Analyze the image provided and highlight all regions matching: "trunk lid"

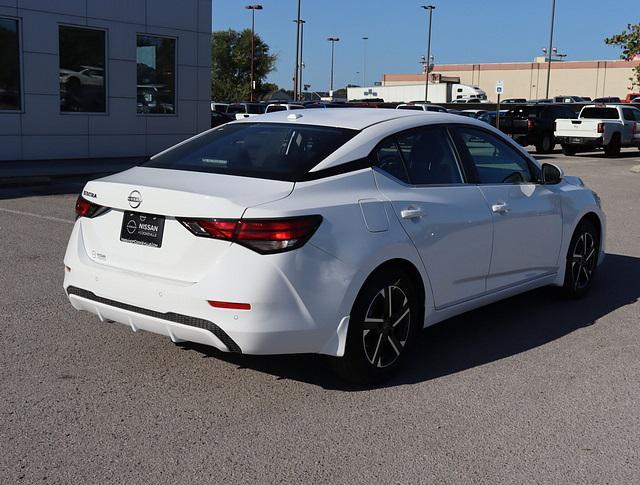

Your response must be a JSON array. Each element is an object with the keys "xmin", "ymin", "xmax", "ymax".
[{"xmin": 78, "ymin": 167, "xmax": 294, "ymax": 282}]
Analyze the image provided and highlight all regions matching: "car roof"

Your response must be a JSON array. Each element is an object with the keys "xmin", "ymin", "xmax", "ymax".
[{"xmin": 232, "ymin": 107, "xmax": 448, "ymax": 130}]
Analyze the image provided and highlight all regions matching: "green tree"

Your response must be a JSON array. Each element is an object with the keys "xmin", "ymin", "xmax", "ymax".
[
  {"xmin": 605, "ymin": 23, "xmax": 640, "ymax": 91},
  {"xmin": 211, "ymin": 29, "xmax": 277, "ymax": 102}
]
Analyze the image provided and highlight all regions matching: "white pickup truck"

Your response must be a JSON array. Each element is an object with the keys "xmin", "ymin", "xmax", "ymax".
[{"xmin": 554, "ymin": 104, "xmax": 640, "ymax": 156}]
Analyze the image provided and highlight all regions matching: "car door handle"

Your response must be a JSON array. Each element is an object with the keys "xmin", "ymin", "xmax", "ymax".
[
  {"xmin": 491, "ymin": 201, "xmax": 511, "ymax": 214},
  {"xmin": 400, "ymin": 207, "xmax": 424, "ymax": 219}
]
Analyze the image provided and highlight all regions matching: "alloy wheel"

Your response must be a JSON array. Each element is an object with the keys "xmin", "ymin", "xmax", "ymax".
[
  {"xmin": 570, "ymin": 232, "xmax": 597, "ymax": 291},
  {"xmin": 362, "ymin": 284, "xmax": 411, "ymax": 368}
]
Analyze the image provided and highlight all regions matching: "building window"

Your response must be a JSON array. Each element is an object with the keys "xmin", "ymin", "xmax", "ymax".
[
  {"xmin": 59, "ymin": 26, "xmax": 106, "ymax": 112},
  {"xmin": 0, "ymin": 17, "xmax": 21, "ymax": 111},
  {"xmin": 136, "ymin": 35, "xmax": 176, "ymax": 114}
]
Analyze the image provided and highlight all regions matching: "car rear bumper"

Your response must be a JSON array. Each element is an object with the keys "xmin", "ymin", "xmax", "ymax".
[
  {"xmin": 556, "ymin": 136, "xmax": 603, "ymax": 147},
  {"xmin": 63, "ymin": 222, "xmax": 354, "ymax": 356}
]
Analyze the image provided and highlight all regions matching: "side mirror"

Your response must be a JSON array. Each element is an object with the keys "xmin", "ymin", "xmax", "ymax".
[{"xmin": 541, "ymin": 163, "xmax": 563, "ymax": 184}]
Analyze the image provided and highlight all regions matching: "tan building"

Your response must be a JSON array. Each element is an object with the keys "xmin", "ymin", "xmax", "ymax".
[{"xmin": 383, "ymin": 58, "xmax": 640, "ymax": 101}]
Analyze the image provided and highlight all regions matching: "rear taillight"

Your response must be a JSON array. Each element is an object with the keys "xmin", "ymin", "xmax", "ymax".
[
  {"xmin": 178, "ymin": 216, "xmax": 323, "ymax": 254},
  {"xmin": 527, "ymin": 118, "xmax": 535, "ymax": 130},
  {"xmin": 633, "ymin": 123, "xmax": 637, "ymax": 135},
  {"xmin": 597, "ymin": 122, "xmax": 605, "ymax": 134},
  {"xmin": 75, "ymin": 195, "xmax": 107, "ymax": 219}
]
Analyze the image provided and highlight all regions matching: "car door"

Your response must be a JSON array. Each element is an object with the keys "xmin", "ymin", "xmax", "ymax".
[
  {"xmin": 373, "ymin": 125, "xmax": 493, "ymax": 309},
  {"xmin": 621, "ymin": 108, "xmax": 640, "ymax": 144},
  {"xmin": 452, "ymin": 125, "xmax": 563, "ymax": 291}
]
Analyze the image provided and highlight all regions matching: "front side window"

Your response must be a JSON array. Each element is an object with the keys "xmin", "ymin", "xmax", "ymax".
[
  {"xmin": 456, "ymin": 127, "xmax": 533, "ymax": 184},
  {"xmin": 395, "ymin": 127, "xmax": 463, "ymax": 185},
  {"xmin": 137, "ymin": 35, "xmax": 176, "ymax": 114},
  {"xmin": 59, "ymin": 26, "xmax": 106, "ymax": 112},
  {"xmin": 622, "ymin": 109, "xmax": 637, "ymax": 121},
  {"xmin": 0, "ymin": 17, "xmax": 21, "ymax": 111},
  {"xmin": 144, "ymin": 123, "xmax": 357, "ymax": 181}
]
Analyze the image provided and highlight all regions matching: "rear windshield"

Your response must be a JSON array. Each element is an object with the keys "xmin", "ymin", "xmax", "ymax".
[
  {"xmin": 143, "ymin": 123, "xmax": 358, "ymax": 181},
  {"xmin": 266, "ymin": 105, "xmax": 287, "ymax": 113},
  {"xmin": 580, "ymin": 107, "xmax": 619, "ymax": 119},
  {"xmin": 507, "ymin": 107, "xmax": 539, "ymax": 119}
]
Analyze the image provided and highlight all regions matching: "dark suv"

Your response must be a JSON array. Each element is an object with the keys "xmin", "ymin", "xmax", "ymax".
[{"xmin": 500, "ymin": 104, "xmax": 577, "ymax": 153}]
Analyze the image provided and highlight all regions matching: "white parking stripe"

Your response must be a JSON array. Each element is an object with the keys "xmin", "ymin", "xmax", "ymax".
[{"xmin": 0, "ymin": 207, "xmax": 74, "ymax": 224}]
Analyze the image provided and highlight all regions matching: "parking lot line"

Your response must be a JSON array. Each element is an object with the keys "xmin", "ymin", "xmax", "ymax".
[{"xmin": 0, "ymin": 206, "xmax": 74, "ymax": 224}]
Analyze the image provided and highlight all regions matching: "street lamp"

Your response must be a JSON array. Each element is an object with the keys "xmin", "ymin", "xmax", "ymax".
[
  {"xmin": 421, "ymin": 5, "xmax": 435, "ymax": 102},
  {"xmin": 327, "ymin": 37, "xmax": 340, "ymax": 94},
  {"xmin": 245, "ymin": 4, "xmax": 263, "ymax": 102},
  {"xmin": 293, "ymin": 19, "xmax": 306, "ymax": 101},
  {"xmin": 545, "ymin": 0, "xmax": 556, "ymax": 99},
  {"xmin": 293, "ymin": 0, "xmax": 302, "ymax": 100},
  {"xmin": 361, "ymin": 37, "xmax": 369, "ymax": 87}
]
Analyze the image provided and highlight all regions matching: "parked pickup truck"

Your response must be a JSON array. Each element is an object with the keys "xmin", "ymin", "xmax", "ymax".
[
  {"xmin": 554, "ymin": 104, "xmax": 640, "ymax": 156},
  {"xmin": 499, "ymin": 104, "xmax": 577, "ymax": 153}
]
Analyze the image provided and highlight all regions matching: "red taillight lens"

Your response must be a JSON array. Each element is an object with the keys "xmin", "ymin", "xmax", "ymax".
[
  {"xmin": 75, "ymin": 195, "xmax": 106, "ymax": 219},
  {"xmin": 527, "ymin": 118, "xmax": 535, "ymax": 130},
  {"xmin": 179, "ymin": 215, "xmax": 322, "ymax": 254},
  {"xmin": 208, "ymin": 300, "xmax": 251, "ymax": 310},
  {"xmin": 597, "ymin": 122, "xmax": 604, "ymax": 134}
]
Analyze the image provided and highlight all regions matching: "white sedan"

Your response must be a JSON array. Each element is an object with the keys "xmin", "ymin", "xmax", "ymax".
[{"xmin": 64, "ymin": 109, "xmax": 605, "ymax": 383}]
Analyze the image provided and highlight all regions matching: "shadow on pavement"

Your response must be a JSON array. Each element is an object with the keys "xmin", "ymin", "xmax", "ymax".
[
  {"xmin": 180, "ymin": 253, "xmax": 640, "ymax": 391},
  {"xmin": 535, "ymin": 151, "xmax": 640, "ymax": 161}
]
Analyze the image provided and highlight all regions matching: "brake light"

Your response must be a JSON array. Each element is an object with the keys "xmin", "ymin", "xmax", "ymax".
[
  {"xmin": 597, "ymin": 122, "xmax": 605, "ymax": 134},
  {"xmin": 179, "ymin": 215, "xmax": 323, "ymax": 254},
  {"xmin": 527, "ymin": 118, "xmax": 535, "ymax": 130},
  {"xmin": 75, "ymin": 195, "xmax": 107, "ymax": 219},
  {"xmin": 633, "ymin": 123, "xmax": 637, "ymax": 135}
]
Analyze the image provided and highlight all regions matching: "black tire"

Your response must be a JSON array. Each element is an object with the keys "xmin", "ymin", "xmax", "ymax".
[
  {"xmin": 536, "ymin": 133, "xmax": 554, "ymax": 154},
  {"xmin": 561, "ymin": 145, "xmax": 577, "ymax": 156},
  {"xmin": 331, "ymin": 267, "xmax": 421, "ymax": 384},
  {"xmin": 604, "ymin": 134, "xmax": 621, "ymax": 157},
  {"xmin": 562, "ymin": 219, "xmax": 599, "ymax": 298}
]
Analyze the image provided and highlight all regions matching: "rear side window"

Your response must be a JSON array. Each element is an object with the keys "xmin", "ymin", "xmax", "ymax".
[
  {"xmin": 374, "ymin": 138, "xmax": 410, "ymax": 183},
  {"xmin": 622, "ymin": 109, "xmax": 637, "ymax": 121},
  {"xmin": 581, "ymin": 107, "xmax": 619, "ymax": 119},
  {"xmin": 144, "ymin": 123, "xmax": 357, "ymax": 181},
  {"xmin": 455, "ymin": 127, "xmax": 533, "ymax": 184},
  {"xmin": 395, "ymin": 127, "xmax": 463, "ymax": 185}
]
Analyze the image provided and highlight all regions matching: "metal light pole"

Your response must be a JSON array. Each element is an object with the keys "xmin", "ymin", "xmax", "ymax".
[
  {"xmin": 422, "ymin": 5, "xmax": 435, "ymax": 102},
  {"xmin": 362, "ymin": 36, "xmax": 369, "ymax": 86},
  {"xmin": 545, "ymin": 0, "xmax": 556, "ymax": 99},
  {"xmin": 293, "ymin": 0, "xmax": 301, "ymax": 100},
  {"xmin": 245, "ymin": 4, "xmax": 263, "ymax": 102},
  {"xmin": 293, "ymin": 19, "xmax": 306, "ymax": 101},
  {"xmin": 327, "ymin": 37, "xmax": 340, "ymax": 94}
]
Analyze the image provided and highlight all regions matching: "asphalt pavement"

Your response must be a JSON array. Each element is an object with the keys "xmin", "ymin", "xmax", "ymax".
[{"xmin": 1, "ymin": 148, "xmax": 639, "ymax": 484}]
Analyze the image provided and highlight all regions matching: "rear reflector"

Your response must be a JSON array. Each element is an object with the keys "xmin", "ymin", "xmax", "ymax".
[
  {"xmin": 208, "ymin": 300, "xmax": 251, "ymax": 310},
  {"xmin": 179, "ymin": 215, "xmax": 322, "ymax": 254}
]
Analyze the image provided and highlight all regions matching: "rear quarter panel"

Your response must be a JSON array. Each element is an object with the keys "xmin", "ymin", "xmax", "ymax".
[{"xmin": 242, "ymin": 169, "xmax": 435, "ymax": 326}]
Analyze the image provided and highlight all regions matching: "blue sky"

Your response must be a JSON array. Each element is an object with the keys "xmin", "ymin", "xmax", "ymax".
[{"xmin": 212, "ymin": 0, "xmax": 633, "ymax": 92}]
